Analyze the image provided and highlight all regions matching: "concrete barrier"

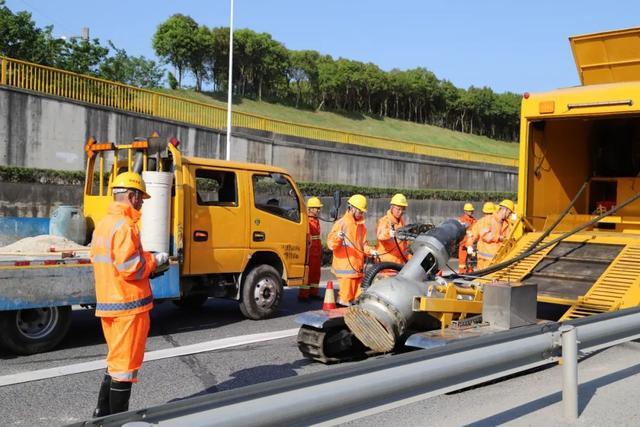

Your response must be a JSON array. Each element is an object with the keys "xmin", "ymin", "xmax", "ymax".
[{"xmin": 0, "ymin": 86, "xmax": 517, "ymax": 193}]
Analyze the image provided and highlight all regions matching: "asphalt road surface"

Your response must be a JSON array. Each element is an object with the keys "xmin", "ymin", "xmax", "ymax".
[{"xmin": 2, "ymin": 268, "xmax": 640, "ymax": 426}]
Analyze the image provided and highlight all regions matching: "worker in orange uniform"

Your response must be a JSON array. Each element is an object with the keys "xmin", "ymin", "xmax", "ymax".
[
  {"xmin": 327, "ymin": 194, "xmax": 377, "ymax": 306},
  {"xmin": 90, "ymin": 172, "xmax": 168, "ymax": 417},
  {"xmin": 376, "ymin": 193, "xmax": 411, "ymax": 266},
  {"xmin": 299, "ymin": 197, "xmax": 324, "ymax": 302},
  {"xmin": 465, "ymin": 199, "xmax": 514, "ymax": 270},
  {"xmin": 457, "ymin": 203, "xmax": 476, "ymax": 273}
]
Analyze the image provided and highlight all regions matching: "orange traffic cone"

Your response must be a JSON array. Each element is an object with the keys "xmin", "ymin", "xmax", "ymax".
[{"xmin": 322, "ymin": 280, "xmax": 337, "ymax": 311}]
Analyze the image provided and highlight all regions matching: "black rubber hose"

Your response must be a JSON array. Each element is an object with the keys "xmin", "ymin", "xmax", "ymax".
[{"xmin": 362, "ymin": 262, "xmax": 404, "ymax": 289}]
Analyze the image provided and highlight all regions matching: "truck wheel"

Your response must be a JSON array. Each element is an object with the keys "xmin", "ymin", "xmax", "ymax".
[
  {"xmin": 172, "ymin": 294, "xmax": 209, "ymax": 309},
  {"xmin": 0, "ymin": 306, "xmax": 72, "ymax": 355},
  {"xmin": 239, "ymin": 265, "xmax": 283, "ymax": 320}
]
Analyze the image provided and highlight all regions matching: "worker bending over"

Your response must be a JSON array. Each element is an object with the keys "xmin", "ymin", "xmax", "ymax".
[
  {"xmin": 466, "ymin": 199, "xmax": 514, "ymax": 270},
  {"xmin": 457, "ymin": 203, "xmax": 476, "ymax": 273},
  {"xmin": 299, "ymin": 197, "xmax": 324, "ymax": 302},
  {"xmin": 327, "ymin": 194, "xmax": 377, "ymax": 306},
  {"xmin": 90, "ymin": 172, "xmax": 168, "ymax": 416},
  {"xmin": 376, "ymin": 193, "xmax": 411, "ymax": 266}
]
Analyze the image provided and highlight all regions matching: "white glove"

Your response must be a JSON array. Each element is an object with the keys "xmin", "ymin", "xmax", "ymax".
[
  {"xmin": 370, "ymin": 250, "xmax": 379, "ymax": 257},
  {"xmin": 154, "ymin": 252, "xmax": 169, "ymax": 266},
  {"xmin": 337, "ymin": 231, "xmax": 346, "ymax": 240},
  {"xmin": 466, "ymin": 246, "xmax": 475, "ymax": 256},
  {"xmin": 389, "ymin": 228, "xmax": 396, "ymax": 238}
]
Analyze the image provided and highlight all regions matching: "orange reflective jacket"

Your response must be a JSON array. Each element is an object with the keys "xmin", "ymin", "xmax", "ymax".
[
  {"xmin": 466, "ymin": 212, "xmax": 508, "ymax": 263},
  {"xmin": 327, "ymin": 212, "xmax": 372, "ymax": 278},
  {"xmin": 90, "ymin": 201, "xmax": 157, "ymax": 317},
  {"xmin": 376, "ymin": 210, "xmax": 409, "ymax": 264}
]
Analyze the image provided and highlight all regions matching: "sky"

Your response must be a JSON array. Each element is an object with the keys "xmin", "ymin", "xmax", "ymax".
[{"xmin": 5, "ymin": 0, "xmax": 640, "ymax": 93}]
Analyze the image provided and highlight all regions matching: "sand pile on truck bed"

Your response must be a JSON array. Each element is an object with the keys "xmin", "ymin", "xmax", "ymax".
[{"xmin": 0, "ymin": 235, "xmax": 89, "ymax": 254}]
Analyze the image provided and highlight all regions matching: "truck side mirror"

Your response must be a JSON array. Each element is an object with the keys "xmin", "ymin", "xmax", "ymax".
[{"xmin": 331, "ymin": 190, "xmax": 341, "ymax": 220}]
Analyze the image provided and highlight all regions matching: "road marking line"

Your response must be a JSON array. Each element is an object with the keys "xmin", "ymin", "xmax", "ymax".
[{"xmin": 0, "ymin": 328, "xmax": 299, "ymax": 387}]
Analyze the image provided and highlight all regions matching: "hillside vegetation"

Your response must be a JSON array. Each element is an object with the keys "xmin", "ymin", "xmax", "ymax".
[{"xmin": 159, "ymin": 89, "xmax": 520, "ymax": 158}]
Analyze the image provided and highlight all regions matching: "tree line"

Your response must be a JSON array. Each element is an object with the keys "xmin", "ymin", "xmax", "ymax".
[
  {"xmin": 0, "ymin": 1, "xmax": 163, "ymax": 87},
  {"xmin": 0, "ymin": 2, "xmax": 521, "ymax": 142}
]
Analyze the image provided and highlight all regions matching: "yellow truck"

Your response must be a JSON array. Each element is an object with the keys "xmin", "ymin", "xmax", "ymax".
[
  {"xmin": 0, "ymin": 135, "xmax": 311, "ymax": 354},
  {"xmin": 481, "ymin": 26, "xmax": 640, "ymax": 320}
]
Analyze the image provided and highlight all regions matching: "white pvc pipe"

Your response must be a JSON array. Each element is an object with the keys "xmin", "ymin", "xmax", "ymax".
[{"xmin": 140, "ymin": 171, "xmax": 173, "ymax": 253}]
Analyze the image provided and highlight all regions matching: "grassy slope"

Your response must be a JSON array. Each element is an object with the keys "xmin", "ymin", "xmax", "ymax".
[{"xmin": 157, "ymin": 89, "xmax": 520, "ymax": 158}]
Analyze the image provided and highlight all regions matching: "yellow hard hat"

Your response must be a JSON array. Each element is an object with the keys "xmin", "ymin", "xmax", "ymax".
[
  {"xmin": 499, "ymin": 199, "xmax": 515, "ymax": 212},
  {"xmin": 463, "ymin": 203, "xmax": 474, "ymax": 212},
  {"xmin": 112, "ymin": 172, "xmax": 150, "ymax": 199},
  {"xmin": 348, "ymin": 194, "xmax": 367, "ymax": 212},
  {"xmin": 307, "ymin": 197, "xmax": 323, "ymax": 208},
  {"xmin": 482, "ymin": 202, "xmax": 496, "ymax": 214},
  {"xmin": 390, "ymin": 193, "xmax": 408, "ymax": 207}
]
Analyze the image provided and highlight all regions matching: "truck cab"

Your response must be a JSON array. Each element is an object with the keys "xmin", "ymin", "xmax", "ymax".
[{"xmin": 83, "ymin": 136, "xmax": 308, "ymax": 319}]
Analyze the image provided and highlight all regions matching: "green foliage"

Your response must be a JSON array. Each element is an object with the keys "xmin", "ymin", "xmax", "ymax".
[
  {"xmin": 0, "ymin": 165, "xmax": 85, "ymax": 185},
  {"xmin": 99, "ymin": 42, "xmax": 163, "ymax": 88},
  {"xmin": 149, "ymin": 13, "xmax": 520, "ymax": 142},
  {"xmin": 0, "ymin": 1, "xmax": 62, "ymax": 65},
  {"xmin": 167, "ymin": 71, "xmax": 178, "ymax": 90},
  {"xmin": 152, "ymin": 14, "xmax": 200, "ymax": 87},
  {"xmin": 0, "ymin": 166, "xmax": 514, "ymax": 202},
  {"xmin": 55, "ymin": 38, "xmax": 109, "ymax": 76}
]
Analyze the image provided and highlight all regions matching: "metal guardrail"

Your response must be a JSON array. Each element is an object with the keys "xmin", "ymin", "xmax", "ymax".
[
  {"xmin": 0, "ymin": 56, "xmax": 518, "ymax": 168},
  {"xmin": 74, "ymin": 306, "xmax": 640, "ymax": 426}
]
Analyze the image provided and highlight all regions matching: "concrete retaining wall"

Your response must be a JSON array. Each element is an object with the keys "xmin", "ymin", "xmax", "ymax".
[{"xmin": 0, "ymin": 86, "xmax": 517, "ymax": 192}]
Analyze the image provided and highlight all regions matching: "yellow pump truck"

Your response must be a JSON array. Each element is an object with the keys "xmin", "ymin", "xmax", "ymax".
[
  {"xmin": 0, "ymin": 135, "xmax": 310, "ymax": 354},
  {"xmin": 297, "ymin": 26, "xmax": 640, "ymax": 362}
]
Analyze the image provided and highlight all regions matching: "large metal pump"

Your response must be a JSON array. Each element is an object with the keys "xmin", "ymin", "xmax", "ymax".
[
  {"xmin": 296, "ymin": 219, "xmax": 469, "ymax": 363},
  {"xmin": 344, "ymin": 219, "xmax": 465, "ymax": 352}
]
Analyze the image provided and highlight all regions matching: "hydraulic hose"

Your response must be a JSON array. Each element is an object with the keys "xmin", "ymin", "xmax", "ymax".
[
  {"xmin": 361, "ymin": 262, "xmax": 404, "ymax": 289},
  {"xmin": 459, "ymin": 189, "xmax": 640, "ymax": 279}
]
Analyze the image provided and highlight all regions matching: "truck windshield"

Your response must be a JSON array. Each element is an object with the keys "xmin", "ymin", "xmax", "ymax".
[{"xmin": 252, "ymin": 174, "xmax": 300, "ymax": 222}]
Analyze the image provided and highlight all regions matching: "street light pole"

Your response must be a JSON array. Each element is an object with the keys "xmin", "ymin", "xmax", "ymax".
[{"xmin": 225, "ymin": 0, "xmax": 234, "ymax": 161}]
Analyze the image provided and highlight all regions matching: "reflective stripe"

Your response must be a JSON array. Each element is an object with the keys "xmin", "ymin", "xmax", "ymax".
[
  {"xmin": 477, "ymin": 251, "xmax": 494, "ymax": 259},
  {"xmin": 106, "ymin": 219, "xmax": 126, "ymax": 250},
  {"xmin": 133, "ymin": 255, "xmax": 147, "ymax": 281},
  {"xmin": 93, "ymin": 255, "xmax": 113, "ymax": 264},
  {"xmin": 96, "ymin": 295, "xmax": 153, "ymax": 312},
  {"xmin": 109, "ymin": 369, "xmax": 139, "ymax": 381},
  {"xmin": 116, "ymin": 253, "xmax": 141, "ymax": 272},
  {"xmin": 334, "ymin": 268, "xmax": 357, "ymax": 275},
  {"xmin": 310, "ymin": 236, "xmax": 321, "ymax": 240}
]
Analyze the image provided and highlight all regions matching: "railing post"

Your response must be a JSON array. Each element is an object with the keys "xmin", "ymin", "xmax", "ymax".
[
  {"xmin": 560, "ymin": 325, "xmax": 579, "ymax": 420},
  {"xmin": 152, "ymin": 93, "xmax": 159, "ymax": 116},
  {"xmin": 1, "ymin": 57, "xmax": 6, "ymax": 85}
]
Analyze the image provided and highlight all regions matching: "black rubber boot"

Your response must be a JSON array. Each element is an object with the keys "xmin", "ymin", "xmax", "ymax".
[
  {"xmin": 109, "ymin": 380, "xmax": 133, "ymax": 414},
  {"xmin": 92, "ymin": 374, "xmax": 111, "ymax": 418}
]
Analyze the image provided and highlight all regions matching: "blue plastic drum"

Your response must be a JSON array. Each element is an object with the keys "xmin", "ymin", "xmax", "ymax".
[{"xmin": 49, "ymin": 205, "xmax": 87, "ymax": 245}]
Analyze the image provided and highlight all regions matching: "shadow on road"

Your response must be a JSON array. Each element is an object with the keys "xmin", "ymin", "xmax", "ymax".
[
  {"xmin": 466, "ymin": 362, "xmax": 640, "ymax": 426},
  {"xmin": 168, "ymin": 358, "xmax": 313, "ymax": 402}
]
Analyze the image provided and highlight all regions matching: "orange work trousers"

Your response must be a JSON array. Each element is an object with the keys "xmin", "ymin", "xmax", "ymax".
[
  {"xmin": 337, "ymin": 277, "xmax": 362, "ymax": 305},
  {"xmin": 101, "ymin": 312, "xmax": 150, "ymax": 383}
]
